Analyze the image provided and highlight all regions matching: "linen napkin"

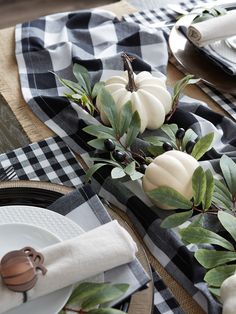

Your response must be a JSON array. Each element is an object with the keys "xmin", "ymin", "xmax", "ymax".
[
  {"xmin": 187, "ymin": 10, "xmax": 236, "ymax": 47},
  {"xmin": 0, "ymin": 220, "xmax": 137, "ymax": 313}
]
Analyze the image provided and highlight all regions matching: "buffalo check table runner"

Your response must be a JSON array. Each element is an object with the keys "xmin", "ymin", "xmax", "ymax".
[
  {"xmin": 14, "ymin": 2, "xmax": 236, "ymax": 313},
  {"xmin": 0, "ymin": 136, "xmax": 183, "ymax": 314}
]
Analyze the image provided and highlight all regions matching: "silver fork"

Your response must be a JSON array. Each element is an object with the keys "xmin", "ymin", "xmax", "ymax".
[{"xmin": 0, "ymin": 166, "xmax": 16, "ymax": 181}]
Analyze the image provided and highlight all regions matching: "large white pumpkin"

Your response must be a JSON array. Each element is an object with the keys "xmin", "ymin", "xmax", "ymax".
[
  {"xmin": 142, "ymin": 150, "xmax": 199, "ymax": 209},
  {"xmin": 220, "ymin": 273, "xmax": 236, "ymax": 314},
  {"xmin": 97, "ymin": 54, "xmax": 172, "ymax": 133}
]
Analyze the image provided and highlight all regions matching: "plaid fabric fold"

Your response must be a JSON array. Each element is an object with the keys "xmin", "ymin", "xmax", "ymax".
[{"xmin": 14, "ymin": 4, "xmax": 236, "ymax": 313}]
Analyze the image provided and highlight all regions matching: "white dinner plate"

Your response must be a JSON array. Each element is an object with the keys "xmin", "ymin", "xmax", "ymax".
[{"xmin": 0, "ymin": 205, "xmax": 103, "ymax": 314}]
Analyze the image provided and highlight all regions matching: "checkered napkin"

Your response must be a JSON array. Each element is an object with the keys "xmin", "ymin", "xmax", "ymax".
[
  {"xmin": 0, "ymin": 136, "xmax": 183, "ymax": 313},
  {"xmin": 123, "ymin": 0, "xmax": 236, "ymax": 120},
  {"xmin": 14, "ymin": 6, "xmax": 236, "ymax": 314}
]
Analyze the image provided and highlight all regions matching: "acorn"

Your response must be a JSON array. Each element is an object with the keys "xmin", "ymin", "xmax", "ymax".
[
  {"xmin": 0, "ymin": 247, "xmax": 47, "ymax": 293},
  {"xmin": 112, "ymin": 150, "xmax": 126, "ymax": 162},
  {"xmin": 104, "ymin": 139, "xmax": 115, "ymax": 152},
  {"xmin": 162, "ymin": 142, "xmax": 173, "ymax": 152},
  {"xmin": 186, "ymin": 140, "xmax": 196, "ymax": 154}
]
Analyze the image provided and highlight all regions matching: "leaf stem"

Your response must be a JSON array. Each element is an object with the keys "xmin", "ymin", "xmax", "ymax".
[{"xmin": 121, "ymin": 53, "xmax": 137, "ymax": 92}]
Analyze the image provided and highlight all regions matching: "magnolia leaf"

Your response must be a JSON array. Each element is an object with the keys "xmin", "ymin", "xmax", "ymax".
[
  {"xmin": 204, "ymin": 265, "xmax": 236, "ymax": 287},
  {"xmin": 111, "ymin": 167, "xmax": 126, "ymax": 179},
  {"xmin": 92, "ymin": 81, "xmax": 105, "ymax": 99},
  {"xmin": 125, "ymin": 111, "xmax": 141, "ymax": 148},
  {"xmin": 83, "ymin": 125, "xmax": 115, "ymax": 138},
  {"xmin": 189, "ymin": 213, "xmax": 204, "ymax": 227},
  {"xmin": 117, "ymin": 101, "xmax": 133, "ymax": 138},
  {"xmin": 191, "ymin": 133, "xmax": 214, "ymax": 160},
  {"xmin": 218, "ymin": 211, "xmax": 236, "ymax": 243},
  {"xmin": 147, "ymin": 145, "xmax": 165, "ymax": 157},
  {"xmin": 124, "ymin": 161, "xmax": 136, "ymax": 176},
  {"xmin": 161, "ymin": 209, "xmax": 193, "ymax": 228},
  {"xmin": 85, "ymin": 163, "xmax": 107, "ymax": 183},
  {"xmin": 192, "ymin": 166, "xmax": 206, "ymax": 206},
  {"xmin": 98, "ymin": 88, "xmax": 119, "ymax": 134},
  {"xmin": 88, "ymin": 309, "xmax": 126, "ymax": 314},
  {"xmin": 195, "ymin": 249, "xmax": 236, "ymax": 269},
  {"xmin": 182, "ymin": 129, "xmax": 198, "ymax": 151},
  {"xmin": 161, "ymin": 124, "xmax": 178, "ymax": 142},
  {"xmin": 67, "ymin": 282, "xmax": 111, "ymax": 305},
  {"xmin": 220, "ymin": 155, "xmax": 236, "ymax": 197},
  {"xmin": 73, "ymin": 63, "xmax": 91, "ymax": 94},
  {"xmin": 87, "ymin": 139, "xmax": 106, "ymax": 150},
  {"xmin": 130, "ymin": 171, "xmax": 143, "ymax": 181},
  {"xmin": 180, "ymin": 227, "xmax": 234, "ymax": 251},
  {"xmin": 147, "ymin": 186, "xmax": 193, "ymax": 209},
  {"xmin": 82, "ymin": 284, "xmax": 129, "ymax": 310},
  {"xmin": 202, "ymin": 169, "xmax": 214, "ymax": 210}
]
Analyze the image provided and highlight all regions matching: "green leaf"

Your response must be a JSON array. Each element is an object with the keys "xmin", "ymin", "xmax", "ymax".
[
  {"xmin": 161, "ymin": 209, "xmax": 193, "ymax": 228},
  {"xmin": 192, "ymin": 166, "xmax": 206, "ymax": 206},
  {"xmin": 117, "ymin": 101, "xmax": 133, "ymax": 138},
  {"xmin": 83, "ymin": 124, "xmax": 116, "ymax": 138},
  {"xmin": 91, "ymin": 158, "xmax": 120, "ymax": 167},
  {"xmin": 88, "ymin": 309, "xmax": 126, "ymax": 314},
  {"xmin": 147, "ymin": 145, "xmax": 165, "ymax": 157},
  {"xmin": 208, "ymin": 286, "xmax": 220, "ymax": 298},
  {"xmin": 212, "ymin": 179, "xmax": 232, "ymax": 210},
  {"xmin": 204, "ymin": 265, "xmax": 236, "ymax": 287},
  {"xmin": 125, "ymin": 111, "xmax": 141, "ymax": 148},
  {"xmin": 161, "ymin": 124, "xmax": 178, "ymax": 142},
  {"xmin": 146, "ymin": 186, "xmax": 193, "ymax": 209},
  {"xmin": 67, "ymin": 282, "xmax": 110, "ymax": 305},
  {"xmin": 195, "ymin": 249, "xmax": 236, "ymax": 269},
  {"xmin": 59, "ymin": 78, "xmax": 84, "ymax": 94},
  {"xmin": 73, "ymin": 63, "xmax": 91, "ymax": 94},
  {"xmin": 172, "ymin": 75, "xmax": 200, "ymax": 105},
  {"xmin": 124, "ymin": 161, "xmax": 136, "ymax": 176},
  {"xmin": 182, "ymin": 129, "xmax": 198, "ymax": 151},
  {"xmin": 191, "ymin": 132, "xmax": 214, "ymax": 160},
  {"xmin": 98, "ymin": 88, "xmax": 118, "ymax": 134},
  {"xmin": 111, "ymin": 167, "xmax": 126, "ymax": 179},
  {"xmin": 82, "ymin": 284, "xmax": 129, "ymax": 310},
  {"xmin": 220, "ymin": 155, "xmax": 236, "ymax": 197},
  {"xmin": 85, "ymin": 163, "xmax": 107, "ymax": 183},
  {"xmin": 202, "ymin": 169, "xmax": 214, "ymax": 210},
  {"xmin": 92, "ymin": 81, "xmax": 105, "ymax": 99},
  {"xmin": 180, "ymin": 227, "xmax": 234, "ymax": 251},
  {"xmin": 87, "ymin": 139, "xmax": 106, "ymax": 150},
  {"xmin": 130, "ymin": 170, "xmax": 143, "ymax": 181},
  {"xmin": 218, "ymin": 211, "xmax": 236, "ymax": 243},
  {"xmin": 144, "ymin": 136, "xmax": 164, "ymax": 146},
  {"xmin": 189, "ymin": 213, "xmax": 204, "ymax": 227}
]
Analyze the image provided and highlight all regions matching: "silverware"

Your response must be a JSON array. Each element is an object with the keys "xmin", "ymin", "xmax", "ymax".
[{"xmin": 0, "ymin": 166, "xmax": 16, "ymax": 181}]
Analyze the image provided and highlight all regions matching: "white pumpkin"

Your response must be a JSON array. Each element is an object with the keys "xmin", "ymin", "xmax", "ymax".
[
  {"xmin": 142, "ymin": 150, "xmax": 199, "ymax": 209},
  {"xmin": 97, "ymin": 54, "xmax": 172, "ymax": 133},
  {"xmin": 220, "ymin": 273, "xmax": 236, "ymax": 314}
]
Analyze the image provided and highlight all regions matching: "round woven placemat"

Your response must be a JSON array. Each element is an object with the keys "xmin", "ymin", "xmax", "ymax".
[{"xmin": 0, "ymin": 180, "xmax": 153, "ymax": 314}]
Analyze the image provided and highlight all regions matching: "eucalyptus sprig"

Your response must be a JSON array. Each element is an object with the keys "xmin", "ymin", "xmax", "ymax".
[
  {"xmin": 54, "ymin": 64, "xmax": 104, "ymax": 115},
  {"xmin": 180, "ymin": 211, "xmax": 236, "ymax": 298},
  {"xmin": 60, "ymin": 282, "xmax": 129, "ymax": 314}
]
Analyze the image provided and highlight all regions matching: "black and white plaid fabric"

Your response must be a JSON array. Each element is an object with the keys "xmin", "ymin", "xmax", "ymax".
[
  {"xmin": 15, "ymin": 3, "xmax": 236, "ymax": 313},
  {"xmin": 0, "ymin": 135, "xmax": 182, "ymax": 314}
]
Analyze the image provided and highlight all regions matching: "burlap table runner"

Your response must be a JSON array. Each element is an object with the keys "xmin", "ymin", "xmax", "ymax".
[{"xmin": 0, "ymin": 1, "xmax": 225, "ymax": 312}]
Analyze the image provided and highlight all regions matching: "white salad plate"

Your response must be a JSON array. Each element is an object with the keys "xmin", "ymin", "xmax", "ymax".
[{"xmin": 0, "ymin": 205, "xmax": 103, "ymax": 314}]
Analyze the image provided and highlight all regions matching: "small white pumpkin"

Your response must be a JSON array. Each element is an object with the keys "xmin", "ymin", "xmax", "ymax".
[
  {"xmin": 97, "ymin": 54, "xmax": 172, "ymax": 133},
  {"xmin": 142, "ymin": 150, "xmax": 199, "ymax": 209},
  {"xmin": 220, "ymin": 273, "xmax": 236, "ymax": 314}
]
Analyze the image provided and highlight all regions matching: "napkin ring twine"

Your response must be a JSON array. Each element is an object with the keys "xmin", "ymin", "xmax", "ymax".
[{"xmin": 0, "ymin": 247, "xmax": 47, "ymax": 303}]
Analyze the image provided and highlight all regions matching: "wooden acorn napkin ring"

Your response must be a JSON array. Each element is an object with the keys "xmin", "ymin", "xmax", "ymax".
[{"xmin": 0, "ymin": 247, "xmax": 47, "ymax": 303}]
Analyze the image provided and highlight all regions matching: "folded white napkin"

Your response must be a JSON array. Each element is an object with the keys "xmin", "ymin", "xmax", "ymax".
[
  {"xmin": 0, "ymin": 220, "xmax": 137, "ymax": 313},
  {"xmin": 187, "ymin": 10, "xmax": 236, "ymax": 47}
]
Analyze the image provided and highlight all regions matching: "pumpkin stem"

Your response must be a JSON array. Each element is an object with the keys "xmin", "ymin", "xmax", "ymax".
[{"xmin": 121, "ymin": 53, "xmax": 137, "ymax": 92}]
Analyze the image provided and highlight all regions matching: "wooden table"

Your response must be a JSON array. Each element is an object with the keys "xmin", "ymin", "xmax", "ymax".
[{"xmin": 0, "ymin": 1, "xmax": 227, "ymax": 313}]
